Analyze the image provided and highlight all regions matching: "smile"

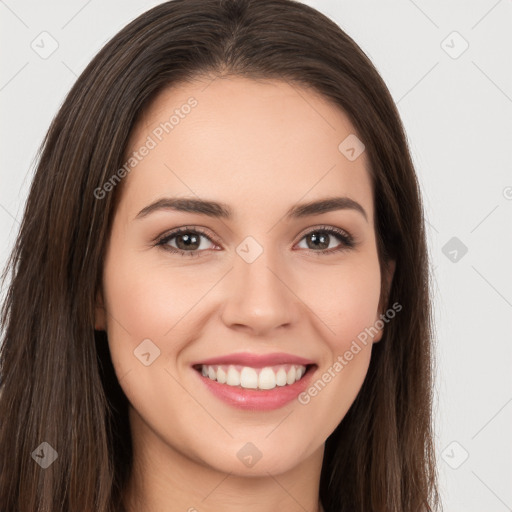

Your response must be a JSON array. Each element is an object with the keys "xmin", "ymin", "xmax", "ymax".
[
  {"xmin": 194, "ymin": 363, "xmax": 310, "ymax": 390},
  {"xmin": 192, "ymin": 363, "xmax": 317, "ymax": 411}
]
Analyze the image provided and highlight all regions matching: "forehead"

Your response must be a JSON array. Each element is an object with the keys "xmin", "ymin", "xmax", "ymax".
[{"xmin": 120, "ymin": 76, "xmax": 373, "ymax": 223}]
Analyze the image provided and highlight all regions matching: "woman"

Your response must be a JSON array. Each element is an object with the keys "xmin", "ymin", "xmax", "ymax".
[{"xmin": 0, "ymin": 0, "xmax": 441, "ymax": 510}]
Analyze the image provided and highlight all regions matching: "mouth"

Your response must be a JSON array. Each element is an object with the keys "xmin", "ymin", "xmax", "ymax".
[
  {"xmin": 192, "ymin": 362, "xmax": 317, "ymax": 391},
  {"xmin": 190, "ymin": 351, "xmax": 318, "ymax": 410}
]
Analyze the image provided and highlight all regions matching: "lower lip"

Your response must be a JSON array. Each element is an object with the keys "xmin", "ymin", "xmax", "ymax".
[{"xmin": 193, "ymin": 365, "xmax": 317, "ymax": 411}]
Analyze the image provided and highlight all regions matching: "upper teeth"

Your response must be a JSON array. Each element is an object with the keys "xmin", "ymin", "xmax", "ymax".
[{"xmin": 200, "ymin": 364, "xmax": 307, "ymax": 390}]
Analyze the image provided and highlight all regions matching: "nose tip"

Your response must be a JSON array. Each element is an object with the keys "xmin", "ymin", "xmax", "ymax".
[{"xmin": 219, "ymin": 255, "xmax": 299, "ymax": 335}]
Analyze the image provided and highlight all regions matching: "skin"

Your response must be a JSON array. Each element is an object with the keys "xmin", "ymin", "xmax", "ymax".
[{"xmin": 95, "ymin": 76, "xmax": 395, "ymax": 512}]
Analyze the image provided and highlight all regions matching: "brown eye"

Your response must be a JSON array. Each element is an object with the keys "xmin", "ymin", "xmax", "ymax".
[
  {"xmin": 156, "ymin": 227, "xmax": 217, "ymax": 257},
  {"xmin": 296, "ymin": 226, "xmax": 355, "ymax": 254},
  {"xmin": 155, "ymin": 225, "xmax": 355, "ymax": 258}
]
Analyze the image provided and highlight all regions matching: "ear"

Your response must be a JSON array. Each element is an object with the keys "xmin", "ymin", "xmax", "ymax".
[
  {"xmin": 94, "ymin": 288, "xmax": 107, "ymax": 331},
  {"xmin": 373, "ymin": 259, "xmax": 396, "ymax": 343}
]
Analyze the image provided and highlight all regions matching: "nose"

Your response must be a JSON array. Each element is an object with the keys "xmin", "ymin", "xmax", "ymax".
[{"xmin": 219, "ymin": 247, "xmax": 301, "ymax": 336}]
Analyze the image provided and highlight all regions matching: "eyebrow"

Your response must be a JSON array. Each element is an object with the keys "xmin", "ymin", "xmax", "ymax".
[{"xmin": 135, "ymin": 196, "xmax": 368, "ymax": 222}]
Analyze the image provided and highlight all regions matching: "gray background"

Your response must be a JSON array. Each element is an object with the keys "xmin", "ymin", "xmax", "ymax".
[{"xmin": 1, "ymin": 0, "xmax": 511, "ymax": 510}]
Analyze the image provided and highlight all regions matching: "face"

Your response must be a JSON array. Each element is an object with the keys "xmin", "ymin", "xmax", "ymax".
[{"xmin": 96, "ymin": 76, "xmax": 394, "ymax": 477}]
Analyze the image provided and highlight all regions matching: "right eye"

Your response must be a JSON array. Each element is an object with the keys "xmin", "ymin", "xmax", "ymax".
[{"xmin": 155, "ymin": 226, "xmax": 220, "ymax": 257}]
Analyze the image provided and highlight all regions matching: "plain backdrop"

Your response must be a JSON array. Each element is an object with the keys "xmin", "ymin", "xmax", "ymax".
[{"xmin": 1, "ymin": 1, "xmax": 511, "ymax": 510}]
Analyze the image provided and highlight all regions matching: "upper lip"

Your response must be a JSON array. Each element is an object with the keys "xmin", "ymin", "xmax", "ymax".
[{"xmin": 192, "ymin": 352, "xmax": 316, "ymax": 368}]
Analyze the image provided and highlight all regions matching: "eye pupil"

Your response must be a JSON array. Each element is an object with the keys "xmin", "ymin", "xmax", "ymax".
[
  {"xmin": 308, "ymin": 232, "xmax": 329, "ymax": 250},
  {"xmin": 176, "ymin": 233, "xmax": 200, "ymax": 250}
]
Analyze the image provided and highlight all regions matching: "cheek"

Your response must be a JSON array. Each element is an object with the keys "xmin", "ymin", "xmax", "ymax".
[
  {"xmin": 298, "ymin": 254, "xmax": 382, "ymax": 347},
  {"xmin": 290, "ymin": 256, "xmax": 381, "ymax": 446},
  {"xmin": 103, "ymin": 250, "xmax": 200, "ymax": 339},
  {"xmin": 101, "ymin": 246, "xmax": 182, "ymax": 379}
]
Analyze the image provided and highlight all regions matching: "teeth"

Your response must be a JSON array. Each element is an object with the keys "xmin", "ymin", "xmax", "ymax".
[
  {"xmin": 286, "ymin": 365, "xmax": 296, "ymax": 385},
  {"xmin": 199, "ymin": 364, "xmax": 308, "ymax": 390},
  {"xmin": 276, "ymin": 367, "xmax": 287, "ymax": 386},
  {"xmin": 226, "ymin": 366, "xmax": 240, "ymax": 386},
  {"xmin": 240, "ymin": 367, "xmax": 258, "ymax": 389},
  {"xmin": 258, "ymin": 367, "xmax": 276, "ymax": 390},
  {"xmin": 216, "ymin": 366, "xmax": 227, "ymax": 384}
]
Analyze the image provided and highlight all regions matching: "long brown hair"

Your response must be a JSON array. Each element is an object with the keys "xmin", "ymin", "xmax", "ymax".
[{"xmin": 0, "ymin": 0, "xmax": 441, "ymax": 510}]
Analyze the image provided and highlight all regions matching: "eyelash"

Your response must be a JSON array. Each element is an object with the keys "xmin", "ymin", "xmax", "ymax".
[{"xmin": 154, "ymin": 225, "xmax": 356, "ymax": 258}]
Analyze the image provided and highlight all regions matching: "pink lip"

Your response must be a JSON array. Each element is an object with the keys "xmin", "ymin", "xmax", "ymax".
[
  {"xmin": 193, "ymin": 364, "xmax": 317, "ymax": 411},
  {"xmin": 191, "ymin": 351, "xmax": 316, "ymax": 368}
]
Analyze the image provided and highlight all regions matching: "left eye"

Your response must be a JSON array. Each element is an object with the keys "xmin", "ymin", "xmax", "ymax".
[
  {"xmin": 155, "ymin": 226, "xmax": 355, "ymax": 257},
  {"xmin": 296, "ymin": 227, "xmax": 354, "ymax": 253}
]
